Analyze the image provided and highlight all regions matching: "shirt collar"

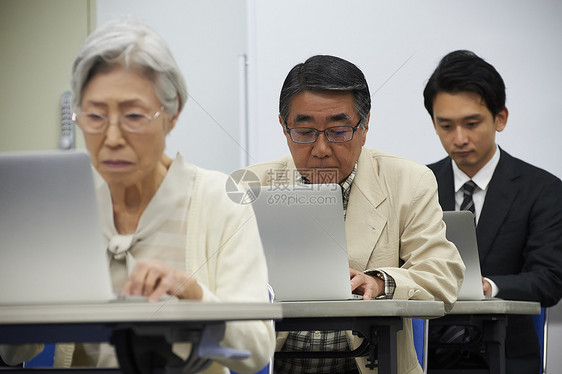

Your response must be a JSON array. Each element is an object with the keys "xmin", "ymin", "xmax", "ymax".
[
  {"xmin": 452, "ymin": 144, "xmax": 501, "ymax": 192},
  {"xmin": 339, "ymin": 162, "xmax": 357, "ymax": 207}
]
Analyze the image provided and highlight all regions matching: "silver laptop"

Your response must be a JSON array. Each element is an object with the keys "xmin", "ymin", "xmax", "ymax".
[
  {"xmin": 442, "ymin": 211, "xmax": 488, "ymax": 301},
  {"xmin": 251, "ymin": 184, "xmax": 361, "ymax": 301},
  {"xmin": 0, "ymin": 151, "xmax": 114, "ymax": 304}
]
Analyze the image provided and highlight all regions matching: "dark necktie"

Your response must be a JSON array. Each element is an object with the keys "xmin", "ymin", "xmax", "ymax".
[{"xmin": 460, "ymin": 180, "xmax": 476, "ymax": 215}]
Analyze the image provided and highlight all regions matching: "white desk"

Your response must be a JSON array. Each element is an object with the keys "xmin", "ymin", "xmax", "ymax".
[
  {"xmin": 275, "ymin": 299, "xmax": 445, "ymax": 374},
  {"xmin": 448, "ymin": 299, "xmax": 540, "ymax": 315},
  {"xmin": 0, "ymin": 301, "xmax": 282, "ymax": 374},
  {"xmin": 428, "ymin": 299, "xmax": 541, "ymax": 374}
]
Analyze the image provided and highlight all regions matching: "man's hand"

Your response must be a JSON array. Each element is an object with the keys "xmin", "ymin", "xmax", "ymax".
[
  {"xmin": 350, "ymin": 268, "xmax": 384, "ymax": 300},
  {"xmin": 482, "ymin": 276, "xmax": 493, "ymax": 297},
  {"xmin": 121, "ymin": 259, "xmax": 203, "ymax": 302}
]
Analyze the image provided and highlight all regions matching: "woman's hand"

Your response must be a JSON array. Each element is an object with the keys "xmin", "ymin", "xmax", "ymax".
[
  {"xmin": 121, "ymin": 259, "xmax": 203, "ymax": 302},
  {"xmin": 350, "ymin": 268, "xmax": 384, "ymax": 300}
]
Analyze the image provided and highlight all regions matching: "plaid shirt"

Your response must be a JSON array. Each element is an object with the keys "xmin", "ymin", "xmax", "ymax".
[
  {"xmin": 275, "ymin": 330, "xmax": 358, "ymax": 374},
  {"xmin": 276, "ymin": 164, "xmax": 395, "ymax": 374}
]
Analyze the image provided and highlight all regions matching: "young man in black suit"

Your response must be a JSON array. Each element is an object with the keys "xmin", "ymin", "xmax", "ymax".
[{"xmin": 424, "ymin": 50, "xmax": 562, "ymax": 373}]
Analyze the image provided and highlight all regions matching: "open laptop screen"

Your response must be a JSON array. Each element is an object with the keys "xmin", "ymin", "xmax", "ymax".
[{"xmin": 0, "ymin": 151, "xmax": 113, "ymax": 304}]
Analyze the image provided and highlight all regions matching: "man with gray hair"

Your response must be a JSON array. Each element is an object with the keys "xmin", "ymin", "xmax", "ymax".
[{"xmin": 247, "ymin": 55, "xmax": 465, "ymax": 374}]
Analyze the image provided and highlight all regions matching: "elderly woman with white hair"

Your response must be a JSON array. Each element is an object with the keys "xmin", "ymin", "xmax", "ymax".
[{"xmin": 0, "ymin": 19, "xmax": 275, "ymax": 374}]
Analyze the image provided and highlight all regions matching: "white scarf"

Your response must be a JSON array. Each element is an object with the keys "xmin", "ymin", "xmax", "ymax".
[{"xmin": 93, "ymin": 153, "xmax": 192, "ymax": 275}]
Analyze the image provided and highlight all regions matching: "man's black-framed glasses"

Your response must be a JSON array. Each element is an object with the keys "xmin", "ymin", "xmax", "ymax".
[{"xmin": 284, "ymin": 119, "xmax": 363, "ymax": 144}]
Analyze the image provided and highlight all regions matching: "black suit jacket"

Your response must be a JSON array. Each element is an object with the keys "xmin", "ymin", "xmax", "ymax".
[{"xmin": 428, "ymin": 148, "xmax": 562, "ymax": 366}]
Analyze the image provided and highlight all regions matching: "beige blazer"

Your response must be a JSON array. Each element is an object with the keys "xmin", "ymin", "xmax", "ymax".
[{"xmin": 247, "ymin": 147, "xmax": 465, "ymax": 374}]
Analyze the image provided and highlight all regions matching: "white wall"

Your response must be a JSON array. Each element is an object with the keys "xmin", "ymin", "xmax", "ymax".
[
  {"xmin": 8, "ymin": 0, "xmax": 556, "ymax": 176},
  {"xmin": 97, "ymin": 0, "xmax": 247, "ymax": 174},
  {"xmin": 247, "ymin": 0, "xmax": 562, "ymax": 178}
]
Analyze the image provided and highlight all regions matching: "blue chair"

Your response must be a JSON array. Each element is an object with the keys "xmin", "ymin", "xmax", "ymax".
[
  {"xmin": 231, "ymin": 364, "xmax": 269, "ymax": 374},
  {"xmin": 412, "ymin": 317, "xmax": 431, "ymax": 372},
  {"xmin": 411, "ymin": 318, "xmax": 426, "ymax": 367},
  {"xmin": 533, "ymin": 307, "xmax": 547, "ymax": 374},
  {"xmin": 24, "ymin": 344, "xmax": 55, "ymax": 368}
]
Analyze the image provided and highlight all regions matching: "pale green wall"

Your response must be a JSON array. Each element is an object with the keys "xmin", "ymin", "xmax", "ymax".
[{"xmin": 0, "ymin": 0, "xmax": 95, "ymax": 152}]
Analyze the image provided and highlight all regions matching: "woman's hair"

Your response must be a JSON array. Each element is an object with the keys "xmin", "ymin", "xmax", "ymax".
[{"xmin": 71, "ymin": 18, "xmax": 187, "ymax": 116}]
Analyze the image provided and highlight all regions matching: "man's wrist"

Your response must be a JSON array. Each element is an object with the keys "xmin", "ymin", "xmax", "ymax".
[
  {"xmin": 484, "ymin": 277, "xmax": 499, "ymax": 297},
  {"xmin": 366, "ymin": 269, "xmax": 396, "ymax": 299}
]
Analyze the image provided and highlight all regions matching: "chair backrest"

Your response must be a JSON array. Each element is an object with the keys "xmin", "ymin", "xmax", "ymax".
[
  {"xmin": 533, "ymin": 307, "xmax": 546, "ymax": 374},
  {"xmin": 411, "ymin": 318, "xmax": 426, "ymax": 369},
  {"xmin": 23, "ymin": 344, "xmax": 54, "ymax": 368}
]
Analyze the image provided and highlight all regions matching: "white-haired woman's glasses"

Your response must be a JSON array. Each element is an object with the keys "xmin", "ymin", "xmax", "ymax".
[{"xmin": 73, "ymin": 107, "xmax": 163, "ymax": 134}]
